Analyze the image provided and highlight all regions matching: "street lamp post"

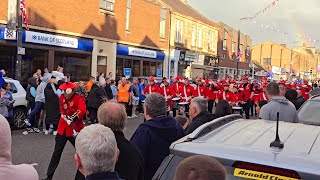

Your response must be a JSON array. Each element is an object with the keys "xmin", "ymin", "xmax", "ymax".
[{"xmin": 15, "ymin": 0, "xmax": 23, "ymax": 82}]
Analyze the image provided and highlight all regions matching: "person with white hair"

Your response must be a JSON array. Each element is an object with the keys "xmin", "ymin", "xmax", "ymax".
[
  {"xmin": 74, "ymin": 124, "xmax": 122, "ymax": 180},
  {"xmin": 0, "ymin": 115, "xmax": 38, "ymax": 180}
]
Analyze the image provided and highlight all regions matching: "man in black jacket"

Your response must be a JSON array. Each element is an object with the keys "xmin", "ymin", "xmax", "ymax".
[
  {"xmin": 87, "ymin": 83, "xmax": 106, "ymax": 124},
  {"xmin": 105, "ymin": 78, "xmax": 114, "ymax": 100},
  {"xmin": 98, "ymin": 101, "xmax": 144, "ymax": 180},
  {"xmin": 185, "ymin": 97, "xmax": 216, "ymax": 135}
]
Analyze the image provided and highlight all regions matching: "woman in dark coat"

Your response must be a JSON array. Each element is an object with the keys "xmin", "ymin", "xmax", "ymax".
[{"xmin": 44, "ymin": 77, "xmax": 60, "ymax": 135}]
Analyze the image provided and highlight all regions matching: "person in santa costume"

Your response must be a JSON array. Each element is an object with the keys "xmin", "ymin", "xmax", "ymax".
[
  {"xmin": 301, "ymin": 79, "xmax": 312, "ymax": 100},
  {"xmin": 239, "ymin": 76, "xmax": 254, "ymax": 119},
  {"xmin": 178, "ymin": 78, "xmax": 194, "ymax": 103},
  {"xmin": 172, "ymin": 76, "xmax": 184, "ymax": 97},
  {"xmin": 43, "ymin": 82, "xmax": 86, "ymax": 180},
  {"xmin": 193, "ymin": 78, "xmax": 207, "ymax": 98},
  {"xmin": 143, "ymin": 77, "xmax": 161, "ymax": 95},
  {"xmin": 160, "ymin": 78, "xmax": 174, "ymax": 115},
  {"xmin": 217, "ymin": 83, "xmax": 235, "ymax": 104}
]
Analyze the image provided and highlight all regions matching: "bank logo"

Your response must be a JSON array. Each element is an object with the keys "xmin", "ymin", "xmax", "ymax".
[
  {"xmin": 32, "ymin": 35, "xmax": 37, "ymax": 40},
  {"xmin": 4, "ymin": 29, "xmax": 16, "ymax": 40}
]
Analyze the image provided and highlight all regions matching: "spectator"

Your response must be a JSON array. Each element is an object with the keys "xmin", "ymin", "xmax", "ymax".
[
  {"xmin": 0, "ymin": 69, "xmax": 5, "ymax": 88},
  {"xmin": 108, "ymin": 72, "xmax": 113, "ymax": 79},
  {"xmin": 255, "ymin": 100, "xmax": 268, "ymax": 115},
  {"xmin": 138, "ymin": 79, "xmax": 146, "ymax": 113},
  {"xmin": 0, "ymin": 115, "xmax": 38, "ymax": 180},
  {"xmin": 25, "ymin": 72, "xmax": 52, "ymax": 133},
  {"xmin": 185, "ymin": 97, "xmax": 216, "ymax": 135},
  {"xmin": 76, "ymin": 81, "xmax": 87, "ymax": 97},
  {"xmin": 85, "ymin": 76, "xmax": 95, "ymax": 92},
  {"xmin": 2, "ymin": 82, "xmax": 14, "ymax": 124},
  {"xmin": 105, "ymin": 77, "xmax": 114, "ymax": 100},
  {"xmin": 285, "ymin": 89, "xmax": 299, "ymax": 110},
  {"xmin": 87, "ymin": 81, "xmax": 106, "ymax": 124},
  {"xmin": 131, "ymin": 93, "xmax": 184, "ymax": 180},
  {"xmin": 175, "ymin": 115, "xmax": 190, "ymax": 129},
  {"xmin": 131, "ymin": 78, "xmax": 140, "ymax": 118},
  {"xmin": 98, "ymin": 101, "xmax": 144, "ymax": 180},
  {"xmin": 259, "ymin": 82, "xmax": 299, "ymax": 123},
  {"xmin": 279, "ymin": 83, "xmax": 286, "ymax": 97},
  {"xmin": 26, "ymin": 77, "xmax": 38, "ymax": 112},
  {"xmin": 110, "ymin": 80, "xmax": 117, "ymax": 101},
  {"xmin": 0, "ymin": 89, "xmax": 10, "ymax": 119},
  {"xmin": 52, "ymin": 66, "xmax": 65, "ymax": 82},
  {"xmin": 214, "ymin": 100, "xmax": 232, "ymax": 118},
  {"xmin": 98, "ymin": 72, "xmax": 105, "ymax": 83},
  {"xmin": 75, "ymin": 124, "xmax": 122, "ymax": 180},
  {"xmin": 296, "ymin": 90, "xmax": 305, "ymax": 109},
  {"xmin": 44, "ymin": 76, "xmax": 60, "ymax": 135},
  {"xmin": 174, "ymin": 155, "xmax": 226, "ymax": 180}
]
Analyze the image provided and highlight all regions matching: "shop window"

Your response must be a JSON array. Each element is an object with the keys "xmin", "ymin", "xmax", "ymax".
[
  {"xmin": 221, "ymin": 54, "xmax": 226, "ymax": 60},
  {"xmin": 150, "ymin": 62, "xmax": 157, "ymax": 76},
  {"xmin": 132, "ymin": 60, "xmax": 140, "ymax": 77},
  {"xmin": 116, "ymin": 58, "xmax": 124, "ymax": 77},
  {"xmin": 54, "ymin": 54, "xmax": 91, "ymax": 82},
  {"xmin": 225, "ymin": 69, "xmax": 228, "ymax": 74},
  {"xmin": 100, "ymin": 0, "xmax": 115, "ymax": 12},
  {"xmin": 143, "ymin": 61, "xmax": 150, "ymax": 76}
]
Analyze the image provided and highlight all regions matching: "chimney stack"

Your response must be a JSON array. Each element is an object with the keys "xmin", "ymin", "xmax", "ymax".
[{"xmin": 280, "ymin": 44, "xmax": 287, "ymax": 48}]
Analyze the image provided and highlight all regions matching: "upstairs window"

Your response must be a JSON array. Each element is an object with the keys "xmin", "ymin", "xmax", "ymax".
[
  {"xmin": 175, "ymin": 20, "xmax": 183, "ymax": 43},
  {"xmin": 223, "ymin": 29, "xmax": 228, "ymax": 50},
  {"xmin": 160, "ymin": 9, "xmax": 166, "ymax": 39},
  {"xmin": 100, "ymin": 0, "xmax": 115, "ymax": 12},
  {"xmin": 197, "ymin": 28, "xmax": 202, "ymax": 48}
]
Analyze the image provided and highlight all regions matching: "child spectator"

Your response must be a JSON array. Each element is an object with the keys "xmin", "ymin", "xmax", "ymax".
[{"xmin": 0, "ymin": 89, "xmax": 10, "ymax": 120}]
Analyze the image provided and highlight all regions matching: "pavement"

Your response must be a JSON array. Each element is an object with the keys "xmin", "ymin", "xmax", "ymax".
[{"xmin": 11, "ymin": 115, "xmax": 144, "ymax": 180}]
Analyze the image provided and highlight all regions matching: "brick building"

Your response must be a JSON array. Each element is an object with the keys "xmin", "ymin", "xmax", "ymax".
[
  {"xmin": 216, "ymin": 22, "xmax": 252, "ymax": 79},
  {"xmin": 251, "ymin": 41, "xmax": 319, "ymax": 80},
  {"xmin": 0, "ymin": 0, "xmax": 170, "ymax": 83},
  {"xmin": 161, "ymin": 0, "xmax": 219, "ymax": 79}
]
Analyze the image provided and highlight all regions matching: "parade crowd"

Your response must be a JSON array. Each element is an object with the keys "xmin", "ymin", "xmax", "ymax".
[{"xmin": 0, "ymin": 66, "xmax": 319, "ymax": 180}]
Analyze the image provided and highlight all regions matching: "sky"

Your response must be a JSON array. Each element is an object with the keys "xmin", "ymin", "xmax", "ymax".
[{"xmin": 188, "ymin": 0, "xmax": 320, "ymax": 48}]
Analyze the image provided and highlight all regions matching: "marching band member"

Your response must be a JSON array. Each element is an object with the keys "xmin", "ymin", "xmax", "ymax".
[
  {"xmin": 143, "ymin": 77, "xmax": 161, "ymax": 95},
  {"xmin": 172, "ymin": 76, "xmax": 184, "ymax": 97},
  {"xmin": 44, "ymin": 82, "xmax": 86, "ymax": 180},
  {"xmin": 302, "ymin": 79, "xmax": 312, "ymax": 100},
  {"xmin": 259, "ymin": 83, "xmax": 269, "ymax": 101},
  {"xmin": 178, "ymin": 78, "xmax": 194, "ymax": 102},
  {"xmin": 193, "ymin": 78, "xmax": 207, "ymax": 98},
  {"xmin": 217, "ymin": 83, "xmax": 235, "ymax": 103},
  {"xmin": 160, "ymin": 78, "xmax": 174, "ymax": 107},
  {"xmin": 239, "ymin": 76, "xmax": 254, "ymax": 119},
  {"xmin": 252, "ymin": 83, "xmax": 260, "ymax": 116}
]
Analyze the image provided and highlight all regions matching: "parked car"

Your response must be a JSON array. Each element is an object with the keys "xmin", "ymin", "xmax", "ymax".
[
  {"xmin": 154, "ymin": 114, "xmax": 320, "ymax": 180},
  {"xmin": 298, "ymin": 95, "xmax": 320, "ymax": 125},
  {"xmin": 4, "ymin": 77, "xmax": 28, "ymax": 129}
]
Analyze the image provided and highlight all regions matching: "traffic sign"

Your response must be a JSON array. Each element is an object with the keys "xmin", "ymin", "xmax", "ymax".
[{"xmin": 124, "ymin": 68, "xmax": 131, "ymax": 77}]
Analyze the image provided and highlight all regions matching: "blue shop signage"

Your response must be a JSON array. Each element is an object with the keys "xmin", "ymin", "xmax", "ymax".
[
  {"xmin": 0, "ymin": 27, "xmax": 93, "ymax": 52},
  {"xmin": 117, "ymin": 45, "xmax": 165, "ymax": 61}
]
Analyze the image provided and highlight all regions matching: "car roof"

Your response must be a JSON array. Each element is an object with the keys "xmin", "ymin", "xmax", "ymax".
[
  {"xmin": 4, "ymin": 77, "xmax": 18, "ymax": 82},
  {"xmin": 171, "ymin": 116, "xmax": 320, "ymax": 175}
]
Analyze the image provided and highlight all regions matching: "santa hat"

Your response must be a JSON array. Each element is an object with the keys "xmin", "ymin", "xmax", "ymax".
[
  {"xmin": 59, "ymin": 82, "xmax": 77, "ymax": 95},
  {"xmin": 242, "ymin": 76, "xmax": 249, "ymax": 80},
  {"xmin": 149, "ymin": 77, "xmax": 155, "ymax": 81}
]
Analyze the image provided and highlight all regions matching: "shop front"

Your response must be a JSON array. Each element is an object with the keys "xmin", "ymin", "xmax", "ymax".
[
  {"xmin": 116, "ymin": 45, "xmax": 165, "ymax": 79},
  {"xmin": 0, "ymin": 27, "xmax": 93, "ymax": 84},
  {"xmin": 272, "ymin": 66, "xmax": 287, "ymax": 80}
]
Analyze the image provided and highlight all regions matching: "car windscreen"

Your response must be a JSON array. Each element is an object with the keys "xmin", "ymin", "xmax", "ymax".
[{"xmin": 298, "ymin": 99, "xmax": 320, "ymax": 125}]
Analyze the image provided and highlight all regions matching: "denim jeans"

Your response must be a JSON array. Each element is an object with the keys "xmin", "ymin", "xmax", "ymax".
[{"xmin": 28, "ymin": 102, "xmax": 43, "ymax": 128}]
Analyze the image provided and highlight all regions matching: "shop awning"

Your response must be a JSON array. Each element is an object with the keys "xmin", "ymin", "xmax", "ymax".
[{"xmin": 117, "ymin": 45, "xmax": 165, "ymax": 61}]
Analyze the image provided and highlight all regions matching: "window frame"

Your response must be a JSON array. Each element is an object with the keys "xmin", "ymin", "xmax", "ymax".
[
  {"xmin": 223, "ymin": 29, "xmax": 228, "ymax": 51},
  {"xmin": 125, "ymin": 0, "xmax": 131, "ymax": 31},
  {"xmin": 175, "ymin": 20, "xmax": 183, "ymax": 43},
  {"xmin": 99, "ymin": 0, "xmax": 115, "ymax": 12},
  {"xmin": 197, "ymin": 27, "xmax": 202, "ymax": 48},
  {"xmin": 160, "ymin": 8, "xmax": 166, "ymax": 39}
]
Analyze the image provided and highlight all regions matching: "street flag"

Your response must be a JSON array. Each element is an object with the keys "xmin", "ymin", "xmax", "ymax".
[
  {"xmin": 237, "ymin": 49, "xmax": 242, "ymax": 61},
  {"xmin": 20, "ymin": 0, "xmax": 29, "ymax": 30}
]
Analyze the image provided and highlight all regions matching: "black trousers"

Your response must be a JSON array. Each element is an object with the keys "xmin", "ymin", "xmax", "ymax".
[
  {"xmin": 120, "ymin": 102, "xmax": 132, "ymax": 117},
  {"xmin": 208, "ymin": 100, "xmax": 214, "ymax": 113},
  {"xmin": 88, "ymin": 108, "xmax": 98, "ymax": 124},
  {"xmin": 243, "ymin": 100, "xmax": 252, "ymax": 119},
  {"xmin": 138, "ymin": 100, "xmax": 144, "ymax": 113},
  {"xmin": 46, "ymin": 134, "xmax": 85, "ymax": 180}
]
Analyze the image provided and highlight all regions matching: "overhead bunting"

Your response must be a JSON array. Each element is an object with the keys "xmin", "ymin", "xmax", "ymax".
[{"xmin": 240, "ymin": 0, "xmax": 280, "ymax": 21}]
